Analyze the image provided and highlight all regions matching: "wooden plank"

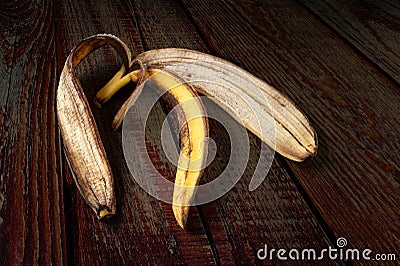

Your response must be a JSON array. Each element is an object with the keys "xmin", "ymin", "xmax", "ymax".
[
  {"xmin": 0, "ymin": 0, "xmax": 67, "ymax": 265},
  {"xmin": 180, "ymin": 0, "xmax": 400, "ymax": 261},
  {"xmin": 299, "ymin": 0, "xmax": 400, "ymax": 84},
  {"xmin": 132, "ymin": 0, "xmax": 335, "ymax": 264},
  {"xmin": 55, "ymin": 0, "xmax": 215, "ymax": 264}
]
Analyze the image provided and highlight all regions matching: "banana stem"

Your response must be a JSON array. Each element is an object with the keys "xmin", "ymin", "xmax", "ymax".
[
  {"xmin": 95, "ymin": 59, "xmax": 147, "ymax": 130},
  {"xmin": 95, "ymin": 67, "xmax": 141, "ymax": 106}
]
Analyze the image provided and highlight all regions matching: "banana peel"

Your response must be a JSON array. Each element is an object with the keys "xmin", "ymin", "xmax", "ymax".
[{"xmin": 57, "ymin": 34, "xmax": 318, "ymax": 228}]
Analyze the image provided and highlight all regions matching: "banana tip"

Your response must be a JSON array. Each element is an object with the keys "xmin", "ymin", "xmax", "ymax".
[
  {"xmin": 97, "ymin": 206, "xmax": 114, "ymax": 220},
  {"xmin": 177, "ymin": 219, "xmax": 187, "ymax": 229},
  {"xmin": 173, "ymin": 205, "xmax": 188, "ymax": 229}
]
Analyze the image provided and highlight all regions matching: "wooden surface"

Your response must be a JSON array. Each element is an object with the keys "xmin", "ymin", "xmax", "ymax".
[
  {"xmin": 299, "ymin": 0, "xmax": 400, "ymax": 84},
  {"xmin": 0, "ymin": 0, "xmax": 399, "ymax": 265}
]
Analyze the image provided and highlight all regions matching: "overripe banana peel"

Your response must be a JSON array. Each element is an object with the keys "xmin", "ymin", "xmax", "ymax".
[
  {"xmin": 57, "ymin": 34, "xmax": 318, "ymax": 228},
  {"xmin": 57, "ymin": 34, "xmax": 130, "ymax": 219},
  {"xmin": 108, "ymin": 68, "xmax": 209, "ymax": 228}
]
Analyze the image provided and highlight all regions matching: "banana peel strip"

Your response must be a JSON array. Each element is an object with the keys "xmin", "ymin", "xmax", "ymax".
[{"xmin": 57, "ymin": 34, "xmax": 130, "ymax": 219}]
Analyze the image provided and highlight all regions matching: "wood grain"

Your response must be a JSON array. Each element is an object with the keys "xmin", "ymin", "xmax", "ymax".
[
  {"xmin": 180, "ymin": 0, "xmax": 400, "ymax": 260},
  {"xmin": 55, "ymin": 0, "xmax": 215, "ymax": 264},
  {"xmin": 0, "ymin": 0, "xmax": 66, "ymax": 264},
  {"xmin": 299, "ymin": 0, "xmax": 400, "ymax": 85}
]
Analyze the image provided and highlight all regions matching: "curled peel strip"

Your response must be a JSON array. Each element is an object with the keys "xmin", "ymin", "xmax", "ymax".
[
  {"xmin": 57, "ymin": 34, "xmax": 131, "ymax": 219},
  {"xmin": 134, "ymin": 49, "xmax": 317, "ymax": 162}
]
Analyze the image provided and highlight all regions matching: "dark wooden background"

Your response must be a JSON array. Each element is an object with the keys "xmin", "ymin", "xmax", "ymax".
[{"xmin": 0, "ymin": 0, "xmax": 399, "ymax": 265}]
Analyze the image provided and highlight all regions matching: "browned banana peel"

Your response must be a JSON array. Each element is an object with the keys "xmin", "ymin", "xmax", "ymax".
[
  {"xmin": 57, "ymin": 34, "xmax": 318, "ymax": 228},
  {"xmin": 136, "ymin": 50, "xmax": 317, "ymax": 162},
  {"xmin": 57, "ymin": 34, "xmax": 131, "ymax": 219}
]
